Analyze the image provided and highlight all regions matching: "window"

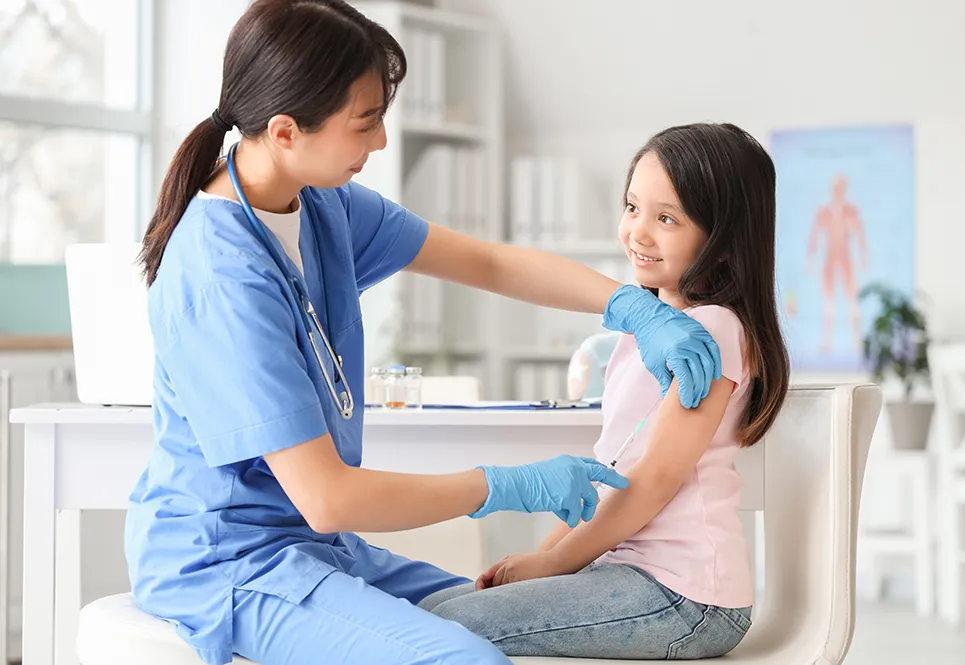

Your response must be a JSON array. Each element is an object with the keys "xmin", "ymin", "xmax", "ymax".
[{"xmin": 0, "ymin": 0, "xmax": 153, "ymax": 262}]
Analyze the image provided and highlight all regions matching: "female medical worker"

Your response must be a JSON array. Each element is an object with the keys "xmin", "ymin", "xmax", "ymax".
[{"xmin": 125, "ymin": 2, "xmax": 721, "ymax": 664}]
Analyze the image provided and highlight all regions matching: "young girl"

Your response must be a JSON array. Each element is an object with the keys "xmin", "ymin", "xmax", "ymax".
[{"xmin": 419, "ymin": 123, "xmax": 790, "ymax": 660}]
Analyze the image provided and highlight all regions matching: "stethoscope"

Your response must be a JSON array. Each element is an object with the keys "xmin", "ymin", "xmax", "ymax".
[{"xmin": 225, "ymin": 142, "xmax": 355, "ymax": 420}]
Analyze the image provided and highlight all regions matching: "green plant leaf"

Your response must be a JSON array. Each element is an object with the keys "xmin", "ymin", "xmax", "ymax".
[{"xmin": 859, "ymin": 280, "xmax": 930, "ymax": 394}]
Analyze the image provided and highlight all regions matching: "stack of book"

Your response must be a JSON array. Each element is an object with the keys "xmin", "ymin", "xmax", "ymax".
[
  {"xmin": 400, "ymin": 144, "xmax": 488, "ymax": 352},
  {"xmin": 398, "ymin": 27, "xmax": 448, "ymax": 124}
]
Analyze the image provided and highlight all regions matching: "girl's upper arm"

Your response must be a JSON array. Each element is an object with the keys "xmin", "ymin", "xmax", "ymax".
[
  {"xmin": 630, "ymin": 305, "xmax": 748, "ymax": 491},
  {"xmin": 625, "ymin": 304, "xmax": 746, "ymax": 489},
  {"xmin": 626, "ymin": 376, "xmax": 734, "ymax": 490}
]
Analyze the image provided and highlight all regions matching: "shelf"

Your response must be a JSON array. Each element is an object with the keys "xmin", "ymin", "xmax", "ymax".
[
  {"xmin": 399, "ymin": 343, "xmax": 486, "ymax": 357},
  {"xmin": 390, "ymin": 2, "xmax": 494, "ymax": 34},
  {"xmin": 352, "ymin": 0, "xmax": 506, "ymax": 396},
  {"xmin": 504, "ymin": 346, "xmax": 575, "ymax": 362},
  {"xmin": 510, "ymin": 240, "xmax": 626, "ymax": 256},
  {"xmin": 401, "ymin": 117, "xmax": 486, "ymax": 142}
]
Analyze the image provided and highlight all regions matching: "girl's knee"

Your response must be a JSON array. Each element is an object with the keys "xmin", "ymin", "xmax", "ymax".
[
  {"xmin": 430, "ymin": 595, "xmax": 490, "ymax": 634},
  {"xmin": 417, "ymin": 581, "xmax": 474, "ymax": 613}
]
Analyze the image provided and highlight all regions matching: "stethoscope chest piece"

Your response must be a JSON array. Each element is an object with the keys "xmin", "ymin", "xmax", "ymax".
[{"xmin": 225, "ymin": 142, "xmax": 355, "ymax": 421}]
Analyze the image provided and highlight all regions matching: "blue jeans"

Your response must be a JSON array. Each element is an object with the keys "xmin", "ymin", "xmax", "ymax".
[{"xmin": 419, "ymin": 563, "xmax": 752, "ymax": 660}]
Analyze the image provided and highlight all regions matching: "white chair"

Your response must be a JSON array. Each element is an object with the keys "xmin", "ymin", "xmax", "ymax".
[
  {"xmin": 75, "ymin": 384, "xmax": 881, "ymax": 665},
  {"xmin": 858, "ymin": 449, "xmax": 935, "ymax": 616},
  {"xmin": 516, "ymin": 383, "xmax": 882, "ymax": 664},
  {"xmin": 927, "ymin": 342, "xmax": 965, "ymax": 624}
]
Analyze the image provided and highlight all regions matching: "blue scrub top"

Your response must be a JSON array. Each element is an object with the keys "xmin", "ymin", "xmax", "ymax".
[{"xmin": 125, "ymin": 182, "xmax": 429, "ymax": 665}]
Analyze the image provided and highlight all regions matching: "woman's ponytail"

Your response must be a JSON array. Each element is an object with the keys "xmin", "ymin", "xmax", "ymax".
[{"xmin": 139, "ymin": 115, "xmax": 228, "ymax": 285}]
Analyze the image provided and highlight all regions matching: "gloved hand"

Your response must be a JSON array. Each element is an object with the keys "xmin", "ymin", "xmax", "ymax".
[
  {"xmin": 469, "ymin": 455, "xmax": 629, "ymax": 527},
  {"xmin": 603, "ymin": 284, "xmax": 722, "ymax": 408}
]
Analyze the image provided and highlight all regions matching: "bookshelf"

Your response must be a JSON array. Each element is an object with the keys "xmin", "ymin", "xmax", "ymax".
[
  {"xmin": 400, "ymin": 117, "xmax": 485, "ymax": 142},
  {"xmin": 353, "ymin": 1, "xmax": 505, "ymax": 395},
  {"xmin": 354, "ymin": 2, "xmax": 634, "ymax": 400},
  {"xmin": 510, "ymin": 240, "xmax": 626, "ymax": 257}
]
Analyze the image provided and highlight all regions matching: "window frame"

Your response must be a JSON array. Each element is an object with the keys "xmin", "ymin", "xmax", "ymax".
[{"xmin": 0, "ymin": 0, "xmax": 156, "ymax": 250}]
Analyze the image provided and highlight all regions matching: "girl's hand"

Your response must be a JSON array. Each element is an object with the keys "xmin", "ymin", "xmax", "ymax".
[{"xmin": 475, "ymin": 552, "xmax": 564, "ymax": 589}]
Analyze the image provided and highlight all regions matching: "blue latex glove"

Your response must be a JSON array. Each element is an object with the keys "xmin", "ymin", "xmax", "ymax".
[
  {"xmin": 603, "ymin": 285, "xmax": 722, "ymax": 408},
  {"xmin": 469, "ymin": 455, "xmax": 629, "ymax": 527}
]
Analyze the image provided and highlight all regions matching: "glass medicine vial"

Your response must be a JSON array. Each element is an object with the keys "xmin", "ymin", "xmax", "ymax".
[
  {"xmin": 369, "ymin": 367, "xmax": 387, "ymax": 408},
  {"xmin": 405, "ymin": 366, "xmax": 423, "ymax": 410},
  {"xmin": 383, "ymin": 365, "xmax": 408, "ymax": 409}
]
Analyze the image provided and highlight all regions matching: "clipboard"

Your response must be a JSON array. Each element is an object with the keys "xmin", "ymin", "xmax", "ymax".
[{"xmin": 365, "ymin": 399, "xmax": 602, "ymax": 411}]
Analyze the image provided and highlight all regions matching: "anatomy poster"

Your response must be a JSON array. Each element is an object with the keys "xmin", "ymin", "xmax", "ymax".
[{"xmin": 771, "ymin": 125, "xmax": 915, "ymax": 371}]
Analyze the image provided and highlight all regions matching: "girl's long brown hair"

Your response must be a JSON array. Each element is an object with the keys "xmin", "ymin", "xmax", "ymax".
[{"xmin": 626, "ymin": 123, "xmax": 790, "ymax": 446}]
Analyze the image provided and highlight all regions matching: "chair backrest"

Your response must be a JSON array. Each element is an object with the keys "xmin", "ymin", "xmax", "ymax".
[{"xmin": 729, "ymin": 384, "xmax": 881, "ymax": 663}]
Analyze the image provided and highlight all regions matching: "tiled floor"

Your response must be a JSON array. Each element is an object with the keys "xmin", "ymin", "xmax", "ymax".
[{"xmin": 847, "ymin": 601, "xmax": 965, "ymax": 663}]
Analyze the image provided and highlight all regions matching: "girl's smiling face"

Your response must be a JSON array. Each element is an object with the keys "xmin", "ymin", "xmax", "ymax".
[{"xmin": 618, "ymin": 152, "xmax": 708, "ymax": 308}]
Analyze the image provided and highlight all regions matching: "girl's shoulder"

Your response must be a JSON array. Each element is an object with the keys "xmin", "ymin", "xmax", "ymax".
[
  {"xmin": 685, "ymin": 305, "xmax": 748, "ymax": 384},
  {"xmin": 685, "ymin": 304, "xmax": 745, "ymax": 340}
]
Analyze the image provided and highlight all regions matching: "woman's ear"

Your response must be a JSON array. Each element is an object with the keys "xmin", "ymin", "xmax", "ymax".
[{"xmin": 266, "ymin": 114, "xmax": 298, "ymax": 149}]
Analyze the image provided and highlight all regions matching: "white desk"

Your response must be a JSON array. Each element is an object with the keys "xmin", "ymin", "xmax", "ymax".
[{"xmin": 11, "ymin": 403, "xmax": 763, "ymax": 665}]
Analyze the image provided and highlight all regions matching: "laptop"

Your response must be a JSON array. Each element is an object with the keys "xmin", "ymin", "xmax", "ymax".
[{"xmin": 65, "ymin": 243, "xmax": 155, "ymax": 406}]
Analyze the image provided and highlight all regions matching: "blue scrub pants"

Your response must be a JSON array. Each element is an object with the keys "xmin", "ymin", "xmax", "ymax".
[{"xmin": 231, "ymin": 540, "xmax": 510, "ymax": 665}]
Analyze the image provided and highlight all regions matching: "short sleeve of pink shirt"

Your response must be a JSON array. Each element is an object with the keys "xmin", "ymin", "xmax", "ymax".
[
  {"xmin": 689, "ymin": 305, "xmax": 746, "ymax": 390},
  {"xmin": 593, "ymin": 304, "xmax": 754, "ymax": 609}
]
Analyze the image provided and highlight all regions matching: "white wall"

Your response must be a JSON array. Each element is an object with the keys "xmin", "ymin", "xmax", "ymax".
[
  {"xmin": 442, "ymin": 0, "xmax": 965, "ymax": 338},
  {"xmin": 154, "ymin": 0, "xmax": 250, "ymax": 189}
]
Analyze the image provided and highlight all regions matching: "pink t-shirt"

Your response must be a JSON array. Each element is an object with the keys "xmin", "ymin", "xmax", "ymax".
[{"xmin": 593, "ymin": 304, "xmax": 753, "ymax": 609}]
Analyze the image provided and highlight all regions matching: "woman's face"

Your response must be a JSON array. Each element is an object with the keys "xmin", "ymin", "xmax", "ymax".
[{"xmin": 282, "ymin": 69, "xmax": 389, "ymax": 189}]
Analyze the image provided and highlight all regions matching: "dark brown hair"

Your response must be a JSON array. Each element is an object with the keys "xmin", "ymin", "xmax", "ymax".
[
  {"xmin": 624, "ymin": 123, "xmax": 790, "ymax": 446},
  {"xmin": 139, "ymin": 0, "xmax": 405, "ymax": 285}
]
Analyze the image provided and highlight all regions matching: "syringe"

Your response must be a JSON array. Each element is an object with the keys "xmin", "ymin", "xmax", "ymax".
[{"xmin": 596, "ymin": 399, "xmax": 661, "ymax": 486}]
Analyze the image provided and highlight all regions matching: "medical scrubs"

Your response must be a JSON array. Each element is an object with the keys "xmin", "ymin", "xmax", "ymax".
[{"xmin": 124, "ymin": 183, "xmax": 508, "ymax": 665}]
